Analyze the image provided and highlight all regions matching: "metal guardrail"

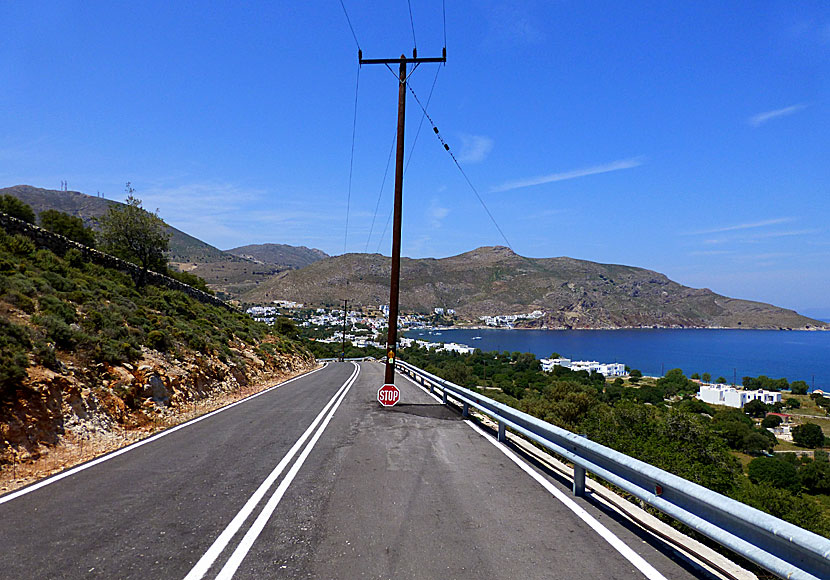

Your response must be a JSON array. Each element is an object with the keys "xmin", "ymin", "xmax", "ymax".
[
  {"xmin": 317, "ymin": 357, "xmax": 376, "ymax": 362},
  {"xmin": 396, "ymin": 359, "xmax": 830, "ymax": 580}
]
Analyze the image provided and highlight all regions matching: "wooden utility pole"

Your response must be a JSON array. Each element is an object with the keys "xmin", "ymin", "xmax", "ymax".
[{"xmin": 358, "ymin": 49, "xmax": 446, "ymax": 385}]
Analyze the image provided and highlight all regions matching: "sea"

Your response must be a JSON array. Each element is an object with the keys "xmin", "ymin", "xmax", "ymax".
[{"xmin": 405, "ymin": 326, "xmax": 830, "ymax": 391}]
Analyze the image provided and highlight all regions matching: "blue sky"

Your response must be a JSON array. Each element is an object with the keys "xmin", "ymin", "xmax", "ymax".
[{"xmin": 2, "ymin": 1, "xmax": 829, "ymax": 316}]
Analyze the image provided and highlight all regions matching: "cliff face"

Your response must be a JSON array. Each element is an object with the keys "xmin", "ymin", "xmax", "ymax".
[{"xmin": 242, "ymin": 246, "xmax": 826, "ymax": 330}]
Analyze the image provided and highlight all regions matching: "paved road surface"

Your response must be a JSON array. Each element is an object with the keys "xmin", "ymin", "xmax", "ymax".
[{"xmin": 0, "ymin": 361, "xmax": 713, "ymax": 579}]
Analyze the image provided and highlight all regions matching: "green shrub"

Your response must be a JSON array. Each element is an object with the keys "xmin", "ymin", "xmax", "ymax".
[
  {"xmin": 35, "ymin": 314, "xmax": 76, "ymax": 348},
  {"xmin": 147, "ymin": 330, "xmax": 168, "ymax": 351},
  {"xmin": 3, "ymin": 291, "xmax": 35, "ymax": 314},
  {"xmin": 39, "ymin": 209, "xmax": 96, "ymax": 246},
  {"xmin": 0, "ymin": 318, "xmax": 32, "ymax": 397},
  {"xmin": 64, "ymin": 248, "xmax": 86, "ymax": 269},
  {"xmin": 0, "ymin": 195, "xmax": 36, "ymax": 223},
  {"xmin": 8, "ymin": 234, "xmax": 36, "ymax": 257},
  {"xmin": 747, "ymin": 457, "xmax": 801, "ymax": 492},
  {"xmin": 38, "ymin": 294, "xmax": 76, "ymax": 324},
  {"xmin": 33, "ymin": 339, "xmax": 59, "ymax": 370}
]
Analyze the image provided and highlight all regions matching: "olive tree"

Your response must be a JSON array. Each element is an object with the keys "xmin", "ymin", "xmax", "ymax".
[{"xmin": 97, "ymin": 185, "xmax": 170, "ymax": 286}]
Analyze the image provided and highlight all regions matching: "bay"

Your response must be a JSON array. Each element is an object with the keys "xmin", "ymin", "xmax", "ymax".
[{"xmin": 406, "ymin": 328, "xmax": 830, "ymax": 390}]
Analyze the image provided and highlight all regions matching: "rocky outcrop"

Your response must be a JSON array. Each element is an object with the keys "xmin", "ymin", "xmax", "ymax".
[{"xmin": 0, "ymin": 344, "xmax": 314, "ymax": 466}]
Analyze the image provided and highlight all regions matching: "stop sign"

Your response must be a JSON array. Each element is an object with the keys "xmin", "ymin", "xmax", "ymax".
[{"xmin": 377, "ymin": 383, "xmax": 400, "ymax": 407}]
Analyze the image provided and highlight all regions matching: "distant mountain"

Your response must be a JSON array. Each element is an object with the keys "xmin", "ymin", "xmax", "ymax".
[
  {"xmin": 226, "ymin": 243, "xmax": 329, "ymax": 269},
  {"xmin": 1, "ymin": 185, "xmax": 236, "ymax": 263},
  {"xmin": 241, "ymin": 246, "xmax": 827, "ymax": 330}
]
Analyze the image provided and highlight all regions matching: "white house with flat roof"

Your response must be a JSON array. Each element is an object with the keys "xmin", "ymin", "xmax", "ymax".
[
  {"xmin": 698, "ymin": 384, "xmax": 782, "ymax": 409},
  {"xmin": 540, "ymin": 358, "xmax": 626, "ymax": 377}
]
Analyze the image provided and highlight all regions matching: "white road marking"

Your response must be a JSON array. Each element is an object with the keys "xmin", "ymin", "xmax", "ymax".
[
  {"xmin": 400, "ymin": 371, "xmax": 668, "ymax": 580},
  {"xmin": 0, "ymin": 364, "xmax": 327, "ymax": 506},
  {"xmin": 213, "ymin": 363, "xmax": 360, "ymax": 579},
  {"xmin": 467, "ymin": 421, "xmax": 668, "ymax": 580}
]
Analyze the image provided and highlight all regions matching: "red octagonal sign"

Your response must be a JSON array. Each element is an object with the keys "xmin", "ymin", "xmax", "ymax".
[{"xmin": 377, "ymin": 383, "xmax": 400, "ymax": 407}]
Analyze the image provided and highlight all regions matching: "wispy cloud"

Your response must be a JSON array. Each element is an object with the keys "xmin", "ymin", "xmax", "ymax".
[
  {"xmin": 689, "ymin": 217, "xmax": 795, "ymax": 236},
  {"xmin": 689, "ymin": 250, "xmax": 732, "ymax": 256},
  {"xmin": 428, "ymin": 198, "xmax": 449, "ymax": 229},
  {"xmin": 491, "ymin": 157, "xmax": 643, "ymax": 193},
  {"xmin": 458, "ymin": 134, "xmax": 494, "ymax": 164},
  {"xmin": 748, "ymin": 104, "xmax": 807, "ymax": 127}
]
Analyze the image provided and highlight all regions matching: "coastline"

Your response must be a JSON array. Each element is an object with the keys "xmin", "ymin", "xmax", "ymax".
[{"xmin": 419, "ymin": 324, "xmax": 829, "ymax": 332}]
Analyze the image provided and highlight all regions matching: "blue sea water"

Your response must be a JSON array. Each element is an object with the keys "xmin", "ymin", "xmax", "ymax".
[{"xmin": 406, "ymin": 328, "xmax": 830, "ymax": 390}]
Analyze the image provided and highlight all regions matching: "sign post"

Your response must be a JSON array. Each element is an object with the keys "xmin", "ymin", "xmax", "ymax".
[{"xmin": 377, "ymin": 383, "xmax": 400, "ymax": 407}]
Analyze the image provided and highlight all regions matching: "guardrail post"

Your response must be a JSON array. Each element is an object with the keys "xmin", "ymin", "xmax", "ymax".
[
  {"xmin": 498, "ymin": 421, "xmax": 506, "ymax": 442},
  {"xmin": 442, "ymin": 389, "xmax": 447, "ymax": 404},
  {"xmin": 462, "ymin": 401, "xmax": 469, "ymax": 418},
  {"xmin": 573, "ymin": 464, "xmax": 586, "ymax": 497}
]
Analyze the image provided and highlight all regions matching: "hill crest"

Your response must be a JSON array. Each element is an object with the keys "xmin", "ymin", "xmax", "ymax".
[{"xmin": 241, "ymin": 246, "xmax": 826, "ymax": 330}]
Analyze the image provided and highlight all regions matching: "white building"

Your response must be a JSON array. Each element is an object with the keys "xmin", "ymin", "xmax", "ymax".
[
  {"xmin": 698, "ymin": 384, "xmax": 782, "ymax": 409},
  {"xmin": 539, "ymin": 358, "xmax": 625, "ymax": 377}
]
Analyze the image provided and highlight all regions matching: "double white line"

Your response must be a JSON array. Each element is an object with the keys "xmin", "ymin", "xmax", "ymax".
[{"xmin": 185, "ymin": 362, "xmax": 361, "ymax": 580}]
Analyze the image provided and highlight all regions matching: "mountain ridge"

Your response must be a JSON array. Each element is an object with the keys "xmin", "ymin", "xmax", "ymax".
[{"xmin": 241, "ymin": 246, "xmax": 826, "ymax": 330}]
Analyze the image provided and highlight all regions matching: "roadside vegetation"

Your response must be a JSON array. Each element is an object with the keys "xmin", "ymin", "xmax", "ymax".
[
  {"xmin": 1, "ymin": 197, "xmax": 310, "ymax": 472},
  {"xmin": 0, "ymin": 197, "xmax": 305, "ymax": 387},
  {"xmin": 399, "ymin": 346, "xmax": 830, "ymax": 537}
]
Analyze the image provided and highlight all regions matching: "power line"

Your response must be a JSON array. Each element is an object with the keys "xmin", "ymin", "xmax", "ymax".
[
  {"xmin": 365, "ymin": 130, "xmax": 397, "ymax": 252},
  {"xmin": 405, "ymin": 65, "xmax": 441, "ymax": 173},
  {"xmin": 376, "ymin": 65, "xmax": 442, "ymax": 254},
  {"xmin": 407, "ymin": 83, "xmax": 515, "ymax": 252},
  {"xmin": 406, "ymin": 0, "xmax": 417, "ymax": 50},
  {"xmin": 338, "ymin": 0, "xmax": 361, "ymax": 50},
  {"xmin": 343, "ymin": 65, "xmax": 360, "ymax": 254},
  {"xmin": 442, "ymin": 0, "xmax": 447, "ymax": 52}
]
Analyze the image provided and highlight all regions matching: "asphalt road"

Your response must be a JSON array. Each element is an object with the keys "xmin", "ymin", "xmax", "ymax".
[{"xmin": 0, "ymin": 361, "xmax": 714, "ymax": 579}]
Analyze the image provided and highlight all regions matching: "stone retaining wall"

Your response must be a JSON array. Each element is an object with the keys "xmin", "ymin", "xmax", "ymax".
[{"xmin": 0, "ymin": 212, "xmax": 234, "ymax": 311}]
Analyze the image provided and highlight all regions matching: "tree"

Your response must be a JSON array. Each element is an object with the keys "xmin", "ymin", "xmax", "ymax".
[
  {"xmin": 743, "ymin": 399, "xmax": 768, "ymax": 418},
  {"xmin": 629, "ymin": 369, "xmax": 643, "ymax": 378},
  {"xmin": 800, "ymin": 459, "xmax": 830, "ymax": 494},
  {"xmin": 792, "ymin": 423, "xmax": 825, "ymax": 449},
  {"xmin": 0, "ymin": 195, "xmax": 36, "ymax": 223},
  {"xmin": 97, "ymin": 186, "xmax": 170, "ymax": 286},
  {"xmin": 274, "ymin": 317, "xmax": 298, "ymax": 339},
  {"xmin": 747, "ymin": 457, "xmax": 801, "ymax": 493},
  {"xmin": 691, "ymin": 372, "xmax": 700, "ymax": 380},
  {"xmin": 716, "ymin": 376, "xmax": 727, "ymax": 384},
  {"xmin": 790, "ymin": 380, "xmax": 809, "ymax": 395},
  {"xmin": 784, "ymin": 398, "xmax": 801, "ymax": 409},
  {"xmin": 761, "ymin": 414, "xmax": 782, "ymax": 429},
  {"xmin": 39, "ymin": 209, "xmax": 96, "ymax": 246},
  {"xmin": 701, "ymin": 372, "xmax": 711, "ymax": 383}
]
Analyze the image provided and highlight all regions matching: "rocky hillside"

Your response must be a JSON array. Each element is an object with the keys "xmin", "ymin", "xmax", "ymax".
[
  {"xmin": 0, "ymin": 185, "xmax": 327, "ymax": 298},
  {"xmin": 242, "ymin": 246, "xmax": 826, "ymax": 330},
  {"xmin": 1, "ymin": 185, "xmax": 238, "ymax": 263},
  {"xmin": 0, "ymin": 218, "xmax": 313, "ymax": 474},
  {"xmin": 227, "ymin": 243, "xmax": 329, "ymax": 269}
]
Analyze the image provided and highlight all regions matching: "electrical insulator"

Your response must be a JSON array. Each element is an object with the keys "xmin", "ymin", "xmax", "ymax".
[{"xmin": 433, "ymin": 127, "xmax": 439, "ymax": 134}]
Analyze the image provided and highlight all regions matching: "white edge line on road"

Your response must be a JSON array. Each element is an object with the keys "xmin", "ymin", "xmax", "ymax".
[
  {"xmin": 399, "ymin": 371, "xmax": 667, "ymax": 580},
  {"xmin": 0, "ymin": 364, "xmax": 328, "ymax": 506},
  {"xmin": 183, "ymin": 362, "xmax": 358, "ymax": 580},
  {"xmin": 214, "ymin": 362, "xmax": 361, "ymax": 580},
  {"xmin": 465, "ymin": 420, "xmax": 668, "ymax": 580}
]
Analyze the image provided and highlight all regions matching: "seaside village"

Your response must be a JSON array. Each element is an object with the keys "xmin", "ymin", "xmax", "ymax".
[{"xmin": 247, "ymin": 301, "xmax": 813, "ymax": 440}]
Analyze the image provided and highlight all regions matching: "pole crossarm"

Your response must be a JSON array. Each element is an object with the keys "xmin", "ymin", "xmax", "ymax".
[{"xmin": 359, "ymin": 57, "xmax": 446, "ymax": 65}]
